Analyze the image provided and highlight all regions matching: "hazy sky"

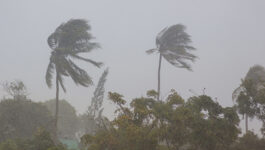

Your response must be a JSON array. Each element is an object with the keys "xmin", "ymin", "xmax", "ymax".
[{"xmin": 1, "ymin": 0, "xmax": 265, "ymax": 132}]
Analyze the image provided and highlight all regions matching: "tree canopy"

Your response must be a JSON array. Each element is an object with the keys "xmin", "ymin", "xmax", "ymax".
[{"xmin": 82, "ymin": 90, "xmax": 240, "ymax": 150}]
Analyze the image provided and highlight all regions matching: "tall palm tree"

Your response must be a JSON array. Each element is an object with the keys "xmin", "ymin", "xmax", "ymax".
[
  {"xmin": 45, "ymin": 19, "xmax": 102, "ymax": 137},
  {"xmin": 232, "ymin": 65, "xmax": 265, "ymax": 133},
  {"xmin": 146, "ymin": 24, "xmax": 197, "ymax": 101}
]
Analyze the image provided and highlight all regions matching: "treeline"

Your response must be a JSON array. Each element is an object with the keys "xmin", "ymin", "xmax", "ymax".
[
  {"xmin": 0, "ymin": 97, "xmax": 100, "ymax": 150},
  {"xmin": 80, "ymin": 64, "xmax": 265, "ymax": 150},
  {"xmin": 0, "ymin": 69, "xmax": 108, "ymax": 150},
  {"xmin": 2, "ymin": 65, "xmax": 265, "ymax": 150},
  {"xmin": 81, "ymin": 90, "xmax": 265, "ymax": 150}
]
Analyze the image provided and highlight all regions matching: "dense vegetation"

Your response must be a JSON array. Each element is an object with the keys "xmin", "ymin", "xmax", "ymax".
[{"xmin": 0, "ymin": 98, "xmax": 53, "ymax": 142}]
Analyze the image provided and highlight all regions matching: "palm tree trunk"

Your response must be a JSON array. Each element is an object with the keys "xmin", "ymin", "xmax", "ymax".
[
  {"xmin": 157, "ymin": 54, "xmax": 162, "ymax": 101},
  {"xmin": 55, "ymin": 72, "xmax": 59, "ymax": 138},
  {"xmin": 245, "ymin": 114, "xmax": 248, "ymax": 133}
]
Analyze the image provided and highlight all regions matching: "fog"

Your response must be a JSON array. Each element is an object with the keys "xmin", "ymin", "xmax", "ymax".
[{"xmin": 1, "ymin": 0, "xmax": 265, "ymax": 133}]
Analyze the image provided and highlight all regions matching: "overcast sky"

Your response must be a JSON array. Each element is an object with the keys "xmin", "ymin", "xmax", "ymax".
[{"xmin": 1, "ymin": 0, "xmax": 265, "ymax": 132}]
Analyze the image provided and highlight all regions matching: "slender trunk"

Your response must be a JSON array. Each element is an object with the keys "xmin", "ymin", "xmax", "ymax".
[
  {"xmin": 157, "ymin": 54, "xmax": 162, "ymax": 101},
  {"xmin": 245, "ymin": 114, "xmax": 248, "ymax": 133},
  {"xmin": 55, "ymin": 72, "xmax": 59, "ymax": 138}
]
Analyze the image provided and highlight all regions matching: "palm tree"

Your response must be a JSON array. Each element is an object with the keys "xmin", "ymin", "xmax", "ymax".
[
  {"xmin": 232, "ymin": 65, "xmax": 265, "ymax": 133},
  {"xmin": 146, "ymin": 24, "xmax": 197, "ymax": 101},
  {"xmin": 45, "ymin": 19, "xmax": 102, "ymax": 137}
]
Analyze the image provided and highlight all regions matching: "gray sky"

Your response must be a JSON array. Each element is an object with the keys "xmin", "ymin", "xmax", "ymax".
[{"xmin": 1, "ymin": 0, "xmax": 265, "ymax": 132}]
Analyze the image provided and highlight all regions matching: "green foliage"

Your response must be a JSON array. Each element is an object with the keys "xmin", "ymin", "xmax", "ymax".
[
  {"xmin": 0, "ymin": 99, "xmax": 53, "ymax": 142},
  {"xmin": 231, "ymin": 131, "xmax": 265, "ymax": 150},
  {"xmin": 81, "ymin": 92, "xmax": 159, "ymax": 150},
  {"xmin": 186, "ymin": 96, "xmax": 240, "ymax": 150},
  {"xmin": 233, "ymin": 65, "xmax": 265, "ymax": 133},
  {"xmin": 108, "ymin": 92, "xmax": 126, "ymax": 105},
  {"xmin": 0, "ymin": 128, "xmax": 67, "ymax": 150},
  {"xmin": 146, "ymin": 89, "xmax": 158, "ymax": 99},
  {"xmin": 0, "ymin": 140, "xmax": 18, "ymax": 150},
  {"xmin": 233, "ymin": 65, "xmax": 265, "ymax": 115},
  {"xmin": 43, "ymin": 99, "xmax": 79, "ymax": 139},
  {"xmin": 30, "ymin": 128, "xmax": 56, "ymax": 150},
  {"xmin": 82, "ymin": 90, "xmax": 240, "ymax": 150}
]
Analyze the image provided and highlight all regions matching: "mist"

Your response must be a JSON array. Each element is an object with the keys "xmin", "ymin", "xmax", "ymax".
[{"xmin": 1, "ymin": 0, "xmax": 265, "ymax": 149}]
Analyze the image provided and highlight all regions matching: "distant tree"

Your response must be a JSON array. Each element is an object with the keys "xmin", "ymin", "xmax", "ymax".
[
  {"xmin": 231, "ymin": 131, "xmax": 265, "ymax": 150},
  {"xmin": 0, "ymin": 99, "xmax": 53, "ymax": 142},
  {"xmin": 78, "ymin": 69, "xmax": 109, "ymax": 144},
  {"xmin": 146, "ymin": 24, "xmax": 197, "ymax": 100},
  {"xmin": 232, "ymin": 65, "xmax": 265, "ymax": 133},
  {"xmin": 43, "ymin": 99, "xmax": 79, "ymax": 139},
  {"xmin": 0, "ymin": 128, "xmax": 67, "ymax": 150},
  {"xmin": 1, "ymin": 80, "xmax": 28, "ymax": 100},
  {"xmin": 45, "ymin": 19, "xmax": 102, "ymax": 136},
  {"xmin": 246, "ymin": 66, "xmax": 265, "ymax": 136},
  {"xmin": 88, "ymin": 69, "xmax": 108, "ymax": 119},
  {"xmin": 186, "ymin": 96, "xmax": 240, "ymax": 150}
]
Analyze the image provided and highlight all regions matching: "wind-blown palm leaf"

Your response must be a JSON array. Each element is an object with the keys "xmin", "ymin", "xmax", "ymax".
[
  {"xmin": 57, "ymin": 74, "xmax": 66, "ymax": 92},
  {"xmin": 72, "ymin": 42, "xmax": 100, "ymax": 54},
  {"xmin": 146, "ymin": 48, "xmax": 158, "ymax": 55},
  {"xmin": 47, "ymin": 19, "xmax": 99, "ymax": 53},
  {"xmin": 71, "ymin": 54, "xmax": 103, "ymax": 68},
  {"xmin": 148, "ymin": 24, "xmax": 197, "ymax": 70},
  {"xmin": 63, "ymin": 58, "xmax": 93, "ymax": 87},
  {"xmin": 45, "ymin": 61, "xmax": 55, "ymax": 88}
]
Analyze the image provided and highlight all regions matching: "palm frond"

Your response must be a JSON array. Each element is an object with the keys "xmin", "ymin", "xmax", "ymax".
[
  {"xmin": 156, "ymin": 26, "xmax": 169, "ymax": 43},
  {"xmin": 56, "ymin": 19, "xmax": 93, "ymax": 49},
  {"xmin": 57, "ymin": 74, "xmax": 66, "ymax": 92},
  {"xmin": 47, "ymin": 34, "xmax": 57, "ymax": 50},
  {"xmin": 154, "ymin": 24, "xmax": 197, "ymax": 70},
  {"xmin": 71, "ymin": 54, "xmax": 103, "ymax": 68},
  {"xmin": 164, "ymin": 47, "xmax": 197, "ymax": 61},
  {"xmin": 47, "ymin": 29, "xmax": 62, "ymax": 50},
  {"xmin": 63, "ymin": 58, "xmax": 93, "ymax": 87},
  {"xmin": 146, "ymin": 48, "xmax": 158, "ymax": 55},
  {"xmin": 73, "ymin": 42, "xmax": 100, "ymax": 54},
  {"xmin": 45, "ymin": 60, "xmax": 54, "ymax": 88},
  {"xmin": 162, "ymin": 54, "xmax": 192, "ymax": 70}
]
